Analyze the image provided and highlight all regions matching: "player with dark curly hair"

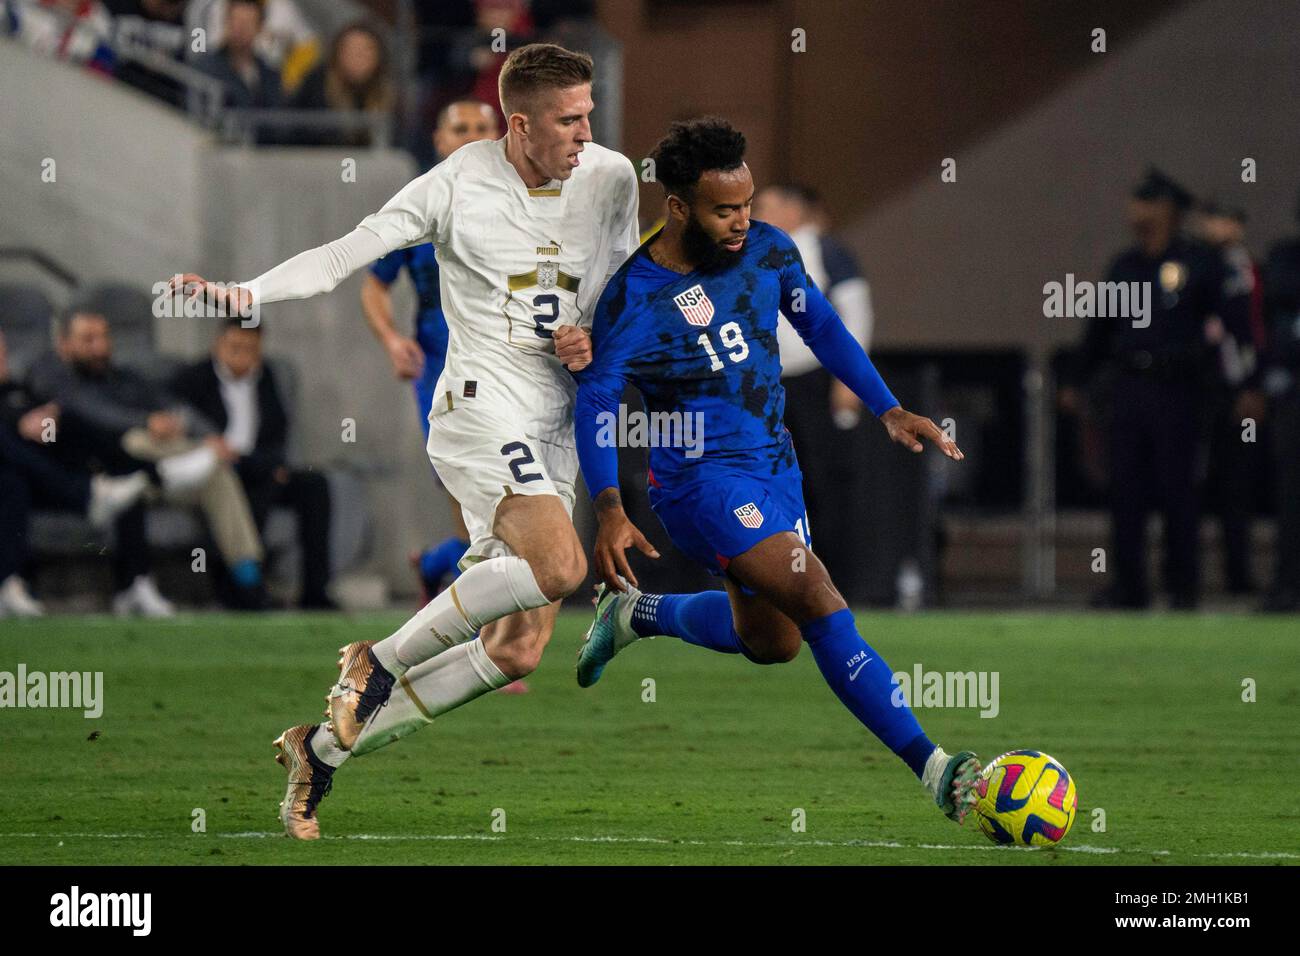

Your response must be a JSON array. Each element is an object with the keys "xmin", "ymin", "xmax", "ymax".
[{"xmin": 573, "ymin": 117, "xmax": 988, "ymax": 826}]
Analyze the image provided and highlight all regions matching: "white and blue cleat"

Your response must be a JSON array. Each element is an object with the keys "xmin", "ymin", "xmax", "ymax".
[
  {"xmin": 922, "ymin": 747, "xmax": 983, "ymax": 823},
  {"xmin": 576, "ymin": 580, "xmax": 645, "ymax": 688}
]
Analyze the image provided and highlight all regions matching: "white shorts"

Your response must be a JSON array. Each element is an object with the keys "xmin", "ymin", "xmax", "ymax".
[{"xmin": 425, "ymin": 401, "xmax": 578, "ymax": 567}]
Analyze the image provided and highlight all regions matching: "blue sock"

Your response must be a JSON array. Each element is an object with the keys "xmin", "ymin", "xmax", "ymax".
[
  {"xmin": 631, "ymin": 591, "xmax": 751, "ymax": 656},
  {"xmin": 802, "ymin": 609, "xmax": 935, "ymax": 778},
  {"xmin": 419, "ymin": 537, "xmax": 470, "ymax": 587},
  {"xmin": 230, "ymin": 558, "xmax": 262, "ymax": 589}
]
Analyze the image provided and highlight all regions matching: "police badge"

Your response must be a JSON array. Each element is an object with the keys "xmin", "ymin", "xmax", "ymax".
[{"xmin": 1159, "ymin": 260, "xmax": 1187, "ymax": 294}]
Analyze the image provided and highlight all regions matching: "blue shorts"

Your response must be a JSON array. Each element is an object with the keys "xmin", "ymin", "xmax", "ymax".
[{"xmin": 648, "ymin": 461, "xmax": 811, "ymax": 578}]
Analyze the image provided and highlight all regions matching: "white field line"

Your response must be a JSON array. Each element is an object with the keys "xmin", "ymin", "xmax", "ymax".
[{"xmin": 1, "ymin": 831, "xmax": 1296, "ymax": 861}]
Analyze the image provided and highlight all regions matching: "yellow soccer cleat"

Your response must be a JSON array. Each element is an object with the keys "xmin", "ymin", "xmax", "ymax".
[{"xmin": 273, "ymin": 724, "xmax": 335, "ymax": 840}]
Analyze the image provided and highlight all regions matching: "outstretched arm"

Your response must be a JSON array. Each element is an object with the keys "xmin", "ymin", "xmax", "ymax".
[
  {"xmin": 169, "ymin": 164, "xmax": 450, "ymax": 313},
  {"xmin": 780, "ymin": 244, "xmax": 963, "ymax": 460},
  {"xmin": 170, "ymin": 226, "xmax": 393, "ymax": 315}
]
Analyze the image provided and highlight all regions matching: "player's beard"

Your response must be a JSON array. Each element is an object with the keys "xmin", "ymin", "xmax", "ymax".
[{"xmin": 683, "ymin": 212, "xmax": 745, "ymax": 273}]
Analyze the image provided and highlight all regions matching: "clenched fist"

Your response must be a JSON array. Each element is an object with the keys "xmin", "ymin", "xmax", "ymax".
[{"xmin": 552, "ymin": 325, "xmax": 593, "ymax": 372}]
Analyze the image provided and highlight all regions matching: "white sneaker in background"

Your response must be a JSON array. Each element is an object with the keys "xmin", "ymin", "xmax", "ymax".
[
  {"xmin": 155, "ymin": 446, "xmax": 218, "ymax": 494},
  {"xmin": 0, "ymin": 575, "xmax": 46, "ymax": 618},
  {"xmin": 112, "ymin": 575, "xmax": 176, "ymax": 618},
  {"xmin": 87, "ymin": 471, "xmax": 151, "ymax": 530}
]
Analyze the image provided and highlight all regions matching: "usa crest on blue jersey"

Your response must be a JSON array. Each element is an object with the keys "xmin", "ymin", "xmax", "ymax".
[
  {"xmin": 733, "ymin": 502, "xmax": 764, "ymax": 528},
  {"xmin": 673, "ymin": 284, "xmax": 714, "ymax": 326}
]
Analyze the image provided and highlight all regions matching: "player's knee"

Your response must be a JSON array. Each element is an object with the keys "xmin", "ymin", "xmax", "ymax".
[
  {"xmin": 490, "ymin": 637, "xmax": 544, "ymax": 679},
  {"xmin": 738, "ymin": 629, "xmax": 802, "ymax": 664},
  {"xmin": 765, "ymin": 638, "xmax": 802, "ymax": 664},
  {"xmin": 784, "ymin": 578, "xmax": 847, "ymax": 626},
  {"xmin": 531, "ymin": 546, "xmax": 587, "ymax": 602},
  {"xmin": 747, "ymin": 645, "xmax": 800, "ymax": 665}
]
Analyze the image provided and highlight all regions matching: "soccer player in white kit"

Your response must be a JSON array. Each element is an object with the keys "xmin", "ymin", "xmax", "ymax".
[{"xmin": 170, "ymin": 44, "xmax": 640, "ymax": 839}]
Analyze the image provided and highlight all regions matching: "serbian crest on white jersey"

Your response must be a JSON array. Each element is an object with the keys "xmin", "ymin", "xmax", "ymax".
[
  {"xmin": 733, "ymin": 502, "xmax": 764, "ymax": 529},
  {"xmin": 673, "ymin": 284, "xmax": 714, "ymax": 326},
  {"xmin": 536, "ymin": 260, "xmax": 559, "ymax": 291}
]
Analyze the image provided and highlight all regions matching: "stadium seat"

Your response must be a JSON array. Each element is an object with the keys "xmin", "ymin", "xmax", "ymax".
[{"xmin": 0, "ymin": 282, "xmax": 55, "ymax": 379}]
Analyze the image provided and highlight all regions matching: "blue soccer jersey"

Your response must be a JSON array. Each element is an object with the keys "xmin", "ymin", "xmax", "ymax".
[
  {"xmin": 370, "ymin": 243, "xmax": 449, "ymax": 434},
  {"xmin": 575, "ymin": 220, "xmax": 899, "ymax": 571}
]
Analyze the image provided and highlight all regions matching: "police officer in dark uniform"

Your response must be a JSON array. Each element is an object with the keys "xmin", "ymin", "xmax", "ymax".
[
  {"xmin": 1260, "ymin": 193, "xmax": 1300, "ymax": 612},
  {"xmin": 1068, "ymin": 168, "xmax": 1229, "ymax": 609},
  {"xmin": 1195, "ymin": 201, "xmax": 1267, "ymax": 597}
]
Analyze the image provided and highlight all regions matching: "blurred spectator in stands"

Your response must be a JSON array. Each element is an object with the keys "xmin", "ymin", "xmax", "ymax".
[
  {"xmin": 102, "ymin": 0, "xmax": 188, "ymax": 106},
  {"xmin": 1, "ymin": 328, "xmax": 151, "ymax": 617},
  {"xmin": 196, "ymin": 0, "xmax": 318, "ymax": 93},
  {"xmin": 754, "ymin": 182, "xmax": 876, "ymax": 597},
  {"xmin": 26, "ymin": 308, "xmax": 271, "ymax": 614},
  {"xmin": 445, "ymin": 0, "xmax": 536, "ymax": 132},
  {"xmin": 531, "ymin": 0, "xmax": 596, "ymax": 31},
  {"xmin": 1062, "ymin": 168, "xmax": 1229, "ymax": 609},
  {"xmin": 171, "ymin": 319, "xmax": 336, "ymax": 609},
  {"xmin": 1260, "ymin": 191, "xmax": 1300, "ymax": 612},
  {"xmin": 1, "ymin": 0, "xmax": 116, "ymax": 75},
  {"xmin": 1192, "ymin": 200, "xmax": 1268, "ymax": 596},
  {"xmin": 195, "ymin": 0, "xmax": 283, "ymax": 116},
  {"xmin": 290, "ymin": 21, "xmax": 394, "ymax": 146},
  {"xmin": 410, "ymin": 0, "xmax": 473, "ymax": 80}
]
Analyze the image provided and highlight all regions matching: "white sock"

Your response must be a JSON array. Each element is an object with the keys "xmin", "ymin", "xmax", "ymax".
[
  {"xmin": 371, "ymin": 556, "xmax": 548, "ymax": 677},
  {"xmin": 351, "ymin": 639, "xmax": 509, "ymax": 757},
  {"xmin": 310, "ymin": 723, "xmax": 351, "ymax": 769},
  {"xmin": 921, "ymin": 746, "xmax": 950, "ymax": 797}
]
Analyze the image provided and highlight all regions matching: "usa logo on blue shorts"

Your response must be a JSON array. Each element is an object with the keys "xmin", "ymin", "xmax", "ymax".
[{"xmin": 733, "ymin": 502, "xmax": 764, "ymax": 529}]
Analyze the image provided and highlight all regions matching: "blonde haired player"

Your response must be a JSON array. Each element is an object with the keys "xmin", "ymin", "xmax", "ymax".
[{"xmin": 170, "ymin": 43, "xmax": 640, "ymax": 839}]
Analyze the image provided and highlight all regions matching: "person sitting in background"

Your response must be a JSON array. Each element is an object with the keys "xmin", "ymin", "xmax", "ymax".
[
  {"xmin": 289, "ymin": 22, "xmax": 394, "ymax": 147},
  {"xmin": 195, "ymin": 0, "xmax": 284, "ymax": 113},
  {"xmin": 0, "ymin": 0, "xmax": 117, "ymax": 76},
  {"xmin": 101, "ymin": 0, "xmax": 189, "ymax": 107},
  {"xmin": 1, "ymin": 328, "xmax": 151, "ymax": 617},
  {"xmin": 170, "ymin": 319, "xmax": 337, "ymax": 610},
  {"xmin": 197, "ymin": 0, "xmax": 319, "ymax": 94},
  {"xmin": 445, "ymin": 0, "xmax": 537, "ymax": 133},
  {"xmin": 26, "ymin": 308, "xmax": 271, "ymax": 613}
]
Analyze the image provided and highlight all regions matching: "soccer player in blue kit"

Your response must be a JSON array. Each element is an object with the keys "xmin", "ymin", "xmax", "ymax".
[{"xmin": 574, "ymin": 118, "xmax": 985, "ymax": 824}]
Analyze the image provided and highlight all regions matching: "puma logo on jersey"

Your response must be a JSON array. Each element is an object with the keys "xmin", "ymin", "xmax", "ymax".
[
  {"xmin": 536, "ymin": 244, "xmax": 561, "ymax": 256},
  {"xmin": 674, "ymin": 284, "xmax": 715, "ymax": 326},
  {"xmin": 733, "ymin": 502, "xmax": 764, "ymax": 529}
]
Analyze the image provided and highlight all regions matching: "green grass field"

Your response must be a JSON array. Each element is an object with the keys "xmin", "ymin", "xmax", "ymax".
[{"xmin": 0, "ymin": 610, "xmax": 1296, "ymax": 865}]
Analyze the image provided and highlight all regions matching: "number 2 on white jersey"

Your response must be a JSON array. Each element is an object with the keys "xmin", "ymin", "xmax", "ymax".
[{"xmin": 696, "ymin": 321, "xmax": 749, "ymax": 371}]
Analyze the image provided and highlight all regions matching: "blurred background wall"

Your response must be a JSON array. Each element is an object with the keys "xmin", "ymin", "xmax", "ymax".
[{"xmin": 602, "ymin": 0, "xmax": 1300, "ymax": 352}]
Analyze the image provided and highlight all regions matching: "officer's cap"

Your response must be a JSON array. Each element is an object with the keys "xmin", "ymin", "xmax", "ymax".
[{"xmin": 1132, "ymin": 166, "xmax": 1193, "ymax": 210}]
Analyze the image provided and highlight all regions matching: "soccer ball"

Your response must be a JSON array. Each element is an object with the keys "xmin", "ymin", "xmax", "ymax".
[{"xmin": 973, "ymin": 750, "xmax": 1077, "ymax": 846}]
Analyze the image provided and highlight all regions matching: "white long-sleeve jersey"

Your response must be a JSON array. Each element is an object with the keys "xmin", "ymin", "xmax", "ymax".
[{"xmin": 242, "ymin": 138, "xmax": 641, "ymax": 435}]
